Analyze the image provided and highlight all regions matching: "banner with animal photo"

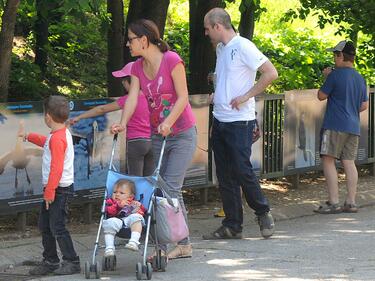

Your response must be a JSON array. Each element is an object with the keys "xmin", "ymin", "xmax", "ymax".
[
  {"xmin": 283, "ymin": 89, "xmax": 369, "ymax": 175},
  {"xmin": 0, "ymin": 99, "xmax": 124, "ymax": 212},
  {"xmin": 68, "ymin": 99, "xmax": 124, "ymax": 197},
  {"xmin": 0, "ymin": 101, "xmax": 47, "ymax": 211},
  {"xmin": 0, "ymin": 95, "xmax": 213, "ymax": 213}
]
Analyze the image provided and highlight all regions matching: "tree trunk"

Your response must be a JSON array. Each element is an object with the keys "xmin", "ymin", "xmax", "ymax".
[
  {"xmin": 189, "ymin": 0, "xmax": 222, "ymax": 95},
  {"xmin": 107, "ymin": 0, "xmax": 125, "ymax": 97},
  {"xmin": 142, "ymin": 0, "xmax": 170, "ymax": 36},
  {"xmin": 34, "ymin": 0, "xmax": 49, "ymax": 74},
  {"xmin": 0, "ymin": 0, "xmax": 20, "ymax": 102},
  {"xmin": 124, "ymin": 0, "xmax": 144, "ymax": 64},
  {"xmin": 34, "ymin": 1, "xmax": 62, "ymax": 76},
  {"xmin": 238, "ymin": 0, "xmax": 256, "ymax": 40},
  {"xmin": 123, "ymin": 0, "xmax": 170, "ymax": 64}
]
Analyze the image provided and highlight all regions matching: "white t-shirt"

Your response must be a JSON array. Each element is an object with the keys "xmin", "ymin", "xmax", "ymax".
[{"xmin": 213, "ymin": 35, "xmax": 268, "ymax": 122}]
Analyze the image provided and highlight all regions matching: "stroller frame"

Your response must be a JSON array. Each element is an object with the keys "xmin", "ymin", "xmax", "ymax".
[{"xmin": 84, "ymin": 134, "xmax": 168, "ymax": 280}]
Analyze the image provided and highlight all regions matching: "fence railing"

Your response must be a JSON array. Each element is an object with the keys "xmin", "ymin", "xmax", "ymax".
[
  {"xmin": 263, "ymin": 94, "xmax": 284, "ymax": 177},
  {"xmin": 368, "ymin": 87, "xmax": 375, "ymax": 161},
  {"xmin": 260, "ymin": 88, "xmax": 375, "ymax": 179}
]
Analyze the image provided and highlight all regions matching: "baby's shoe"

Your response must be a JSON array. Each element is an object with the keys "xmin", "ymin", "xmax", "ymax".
[
  {"xmin": 104, "ymin": 248, "xmax": 115, "ymax": 257},
  {"xmin": 125, "ymin": 241, "xmax": 139, "ymax": 251}
]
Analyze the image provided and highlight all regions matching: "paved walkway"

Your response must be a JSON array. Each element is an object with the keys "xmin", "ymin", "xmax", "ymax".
[{"xmin": 0, "ymin": 174, "xmax": 374, "ymax": 280}]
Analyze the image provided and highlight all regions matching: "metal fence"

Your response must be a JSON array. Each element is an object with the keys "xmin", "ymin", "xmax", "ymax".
[
  {"xmin": 263, "ymin": 94, "xmax": 284, "ymax": 177},
  {"xmin": 261, "ymin": 88, "xmax": 375, "ymax": 178},
  {"xmin": 368, "ymin": 87, "xmax": 375, "ymax": 161}
]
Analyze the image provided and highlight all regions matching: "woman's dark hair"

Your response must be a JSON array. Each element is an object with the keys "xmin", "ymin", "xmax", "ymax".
[{"xmin": 128, "ymin": 19, "xmax": 169, "ymax": 53}]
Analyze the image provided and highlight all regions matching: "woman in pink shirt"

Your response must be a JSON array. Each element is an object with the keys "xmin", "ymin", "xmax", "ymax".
[
  {"xmin": 70, "ymin": 62, "xmax": 154, "ymax": 177},
  {"xmin": 111, "ymin": 19, "xmax": 197, "ymax": 260}
]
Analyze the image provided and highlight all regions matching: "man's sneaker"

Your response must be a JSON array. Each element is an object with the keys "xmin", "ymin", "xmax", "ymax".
[
  {"xmin": 29, "ymin": 260, "xmax": 59, "ymax": 276},
  {"xmin": 202, "ymin": 225, "xmax": 243, "ymax": 240},
  {"xmin": 53, "ymin": 261, "xmax": 80, "ymax": 275},
  {"xmin": 104, "ymin": 248, "xmax": 116, "ymax": 257},
  {"xmin": 125, "ymin": 241, "xmax": 139, "ymax": 251},
  {"xmin": 257, "ymin": 212, "xmax": 275, "ymax": 239}
]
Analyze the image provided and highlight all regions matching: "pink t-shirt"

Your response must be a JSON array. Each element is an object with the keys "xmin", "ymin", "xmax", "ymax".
[
  {"xmin": 117, "ymin": 91, "xmax": 151, "ymax": 140},
  {"xmin": 131, "ymin": 51, "xmax": 195, "ymax": 135}
]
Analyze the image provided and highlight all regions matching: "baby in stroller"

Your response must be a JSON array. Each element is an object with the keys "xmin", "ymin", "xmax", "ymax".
[{"xmin": 102, "ymin": 179, "xmax": 146, "ymax": 257}]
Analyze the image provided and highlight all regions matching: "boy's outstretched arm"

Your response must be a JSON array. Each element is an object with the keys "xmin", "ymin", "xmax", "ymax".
[
  {"xmin": 26, "ymin": 133, "xmax": 47, "ymax": 147},
  {"xmin": 17, "ymin": 121, "xmax": 47, "ymax": 147}
]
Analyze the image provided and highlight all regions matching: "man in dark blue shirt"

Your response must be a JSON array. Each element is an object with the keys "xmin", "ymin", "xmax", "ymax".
[{"xmin": 314, "ymin": 40, "xmax": 368, "ymax": 214}]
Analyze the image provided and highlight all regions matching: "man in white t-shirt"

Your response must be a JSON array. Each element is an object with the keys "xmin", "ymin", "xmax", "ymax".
[{"xmin": 202, "ymin": 8, "xmax": 278, "ymax": 240}]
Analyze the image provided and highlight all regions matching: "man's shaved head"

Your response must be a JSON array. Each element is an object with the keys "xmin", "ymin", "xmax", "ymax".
[{"xmin": 205, "ymin": 8, "xmax": 232, "ymax": 30}]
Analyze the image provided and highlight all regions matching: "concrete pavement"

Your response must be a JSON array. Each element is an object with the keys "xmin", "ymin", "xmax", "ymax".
[{"xmin": 0, "ymin": 174, "xmax": 374, "ymax": 281}]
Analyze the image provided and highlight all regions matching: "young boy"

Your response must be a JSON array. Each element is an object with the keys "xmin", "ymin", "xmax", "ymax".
[
  {"xmin": 103, "ymin": 179, "xmax": 145, "ymax": 257},
  {"xmin": 20, "ymin": 96, "xmax": 80, "ymax": 276}
]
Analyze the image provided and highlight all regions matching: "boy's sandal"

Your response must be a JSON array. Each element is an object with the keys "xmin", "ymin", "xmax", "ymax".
[
  {"xmin": 313, "ymin": 201, "xmax": 342, "ymax": 214},
  {"xmin": 342, "ymin": 202, "xmax": 358, "ymax": 213}
]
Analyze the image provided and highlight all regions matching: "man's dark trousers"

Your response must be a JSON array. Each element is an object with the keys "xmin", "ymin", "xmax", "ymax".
[{"xmin": 212, "ymin": 118, "xmax": 270, "ymax": 233}]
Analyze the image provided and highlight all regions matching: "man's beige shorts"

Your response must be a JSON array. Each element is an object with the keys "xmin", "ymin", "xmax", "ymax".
[{"xmin": 320, "ymin": 129, "xmax": 359, "ymax": 160}]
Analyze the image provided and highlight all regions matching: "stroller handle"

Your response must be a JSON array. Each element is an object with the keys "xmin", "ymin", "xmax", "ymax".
[
  {"xmin": 108, "ymin": 134, "xmax": 119, "ymax": 171},
  {"xmin": 108, "ymin": 133, "xmax": 166, "ymax": 175},
  {"xmin": 154, "ymin": 137, "xmax": 166, "ymax": 175}
]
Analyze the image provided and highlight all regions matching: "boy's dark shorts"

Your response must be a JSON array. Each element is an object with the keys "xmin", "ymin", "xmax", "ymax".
[{"xmin": 320, "ymin": 129, "xmax": 359, "ymax": 160}]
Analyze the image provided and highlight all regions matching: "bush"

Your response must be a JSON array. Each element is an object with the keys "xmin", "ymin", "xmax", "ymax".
[
  {"xmin": 253, "ymin": 28, "xmax": 332, "ymax": 93},
  {"xmin": 9, "ymin": 11, "xmax": 108, "ymax": 101}
]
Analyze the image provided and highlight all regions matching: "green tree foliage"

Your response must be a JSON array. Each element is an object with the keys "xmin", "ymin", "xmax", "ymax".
[
  {"xmin": 238, "ymin": 0, "xmax": 266, "ymax": 40},
  {"xmin": 283, "ymin": 0, "xmax": 375, "ymax": 38},
  {"xmin": 3, "ymin": 0, "xmax": 373, "ymax": 102},
  {"xmin": 8, "ymin": 3, "xmax": 108, "ymax": 101},
  {"xmin": 282, "ymin": 0, "xmax": 375, "ymax": 75},
  {"xmin": 164, "ymin": 22, "xmax": 189, "ymax": 70},
  {"xmin": 253, "ymin": 28, "xmax": 332, "ymax": 93}
]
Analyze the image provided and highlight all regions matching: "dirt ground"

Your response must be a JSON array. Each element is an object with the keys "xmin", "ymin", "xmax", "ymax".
[{"xmin": 0, "ymin": 167, "xmax": 373, "ymax": 240}]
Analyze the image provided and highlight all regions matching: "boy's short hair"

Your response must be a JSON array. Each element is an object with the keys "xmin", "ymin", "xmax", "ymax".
[
  {"xmin": 43, "ymin": 96, "xmax": 70, "ymax": 123},
  {"xmin": 114, "ymin": 179, "xmax": 136, "ymax": 195}
]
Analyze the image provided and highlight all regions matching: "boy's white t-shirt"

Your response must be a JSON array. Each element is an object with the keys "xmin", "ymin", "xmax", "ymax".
[{"xmin": 213, "ymin": 35, "xmax": 268, "ymax": 122}]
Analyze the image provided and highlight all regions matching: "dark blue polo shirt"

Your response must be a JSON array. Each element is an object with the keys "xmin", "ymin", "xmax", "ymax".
[{"xmin": 320, "ymin": 67, "xmax": 367, "ymax": 135}]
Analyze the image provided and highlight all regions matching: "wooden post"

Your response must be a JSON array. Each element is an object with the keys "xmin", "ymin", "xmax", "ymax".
[
  {"xmin": 200, "ymin": 188, "xmax": 208, "ymax": 205},
  {"xmin": 370, "ymin": 162, "xmax": 375, "ymax": 177},
  {"xmin": 83, "ymin": 203, "xmax": 93, "ymax": 224},
  {"xmin": 289, "ymin": 174, "xmax": 300, "ymax": 189},
  {"xmin": 16, "ymin": 212, "xmax": 26, "ymax": 232}
]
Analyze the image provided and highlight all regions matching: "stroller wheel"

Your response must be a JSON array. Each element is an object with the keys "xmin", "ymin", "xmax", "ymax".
[
  {"xmin": 151, "ymin": 256, "xmax": 158, "ymax": 271},
  {"xmin": 151, "ymin": 254, "xmax": 167, "ymax": 272},
  {"xmin": 136, "ymin": 262, "xmax": 143, "ymax": 280},
  {"xmin": 146, "ymin": 262, "xmax": 153, "ymax": 280},
  {"xmin": 84, "ymin": 261, "xmax": 91, "ymax": 279},
  {"xmin": 94, "ymin": 261, "xmax": 101, "ymax": 279},
  {"xmin": 102, "ymin": 255, "xmax": 117, "ymax": 271},
  {"xmin": 159, "ymin": 256, "xmax": 167, "ymax": 272}
]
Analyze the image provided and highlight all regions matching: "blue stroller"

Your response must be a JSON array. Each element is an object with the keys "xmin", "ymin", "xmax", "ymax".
[{"xmin": 84, "ymin": 134, "xmax": 169, "ymax": 280}]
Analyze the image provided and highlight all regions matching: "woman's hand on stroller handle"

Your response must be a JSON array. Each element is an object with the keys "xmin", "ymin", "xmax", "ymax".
[
  {"xmin": 158, "ymin": 122, "xmax": 172, "ymax": 137},
  {"xmin": 110, "ymin": 123, "xmax": 126, "ymax": 134}
]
